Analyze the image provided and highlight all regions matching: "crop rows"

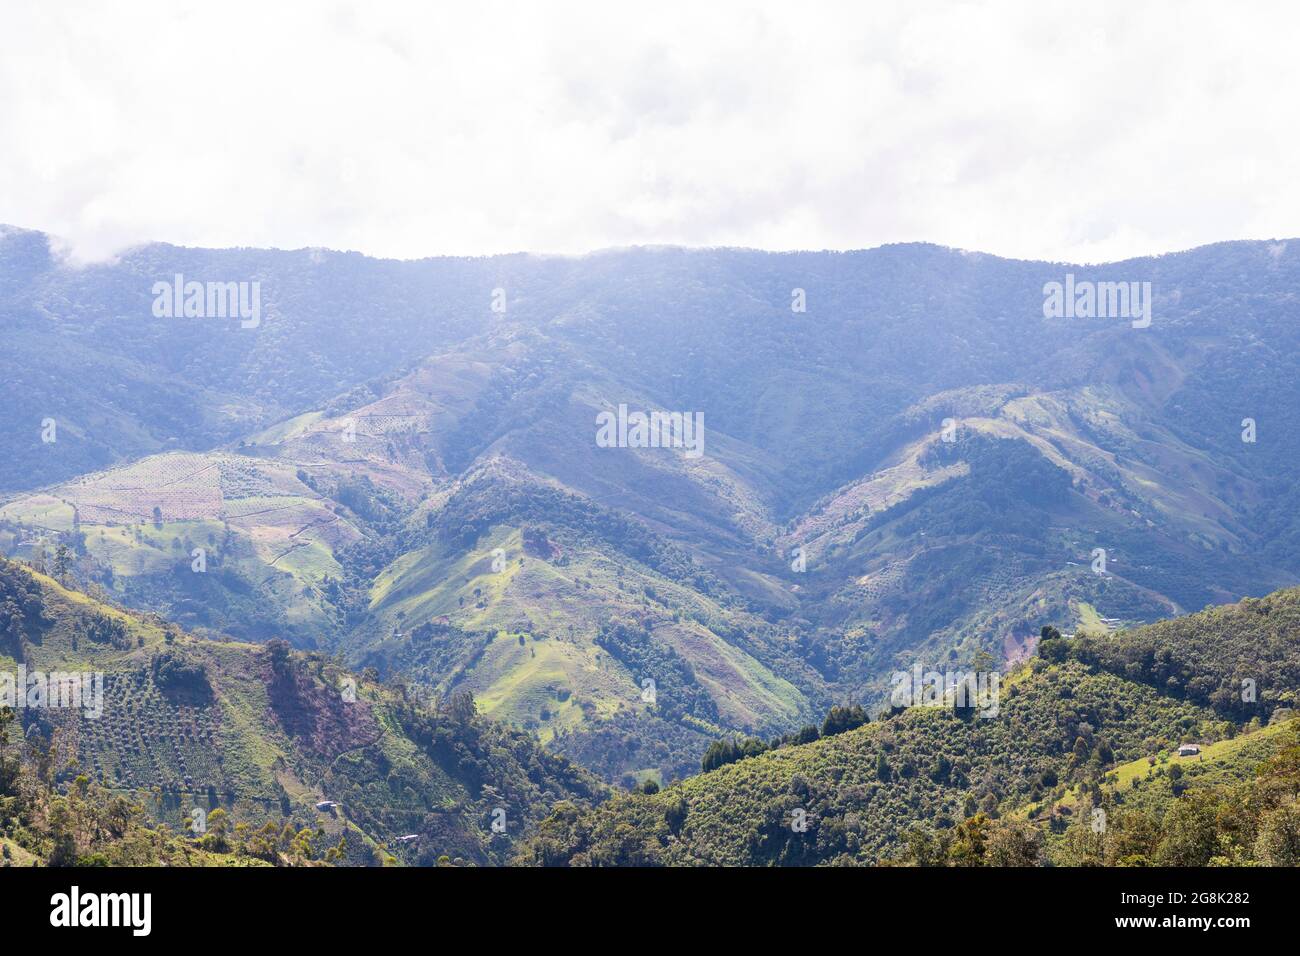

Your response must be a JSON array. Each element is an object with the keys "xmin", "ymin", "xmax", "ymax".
[{"xmin": 67, "ymin": 671, "xmax": 227, "ymax": 793}]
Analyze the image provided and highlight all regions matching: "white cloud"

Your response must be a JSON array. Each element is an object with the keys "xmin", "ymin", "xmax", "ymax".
[{"xmin": 2, "ymin": 0, "xmax": 1298, "ymax": 263}]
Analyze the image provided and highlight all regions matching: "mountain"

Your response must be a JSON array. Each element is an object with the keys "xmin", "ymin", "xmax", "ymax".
[
  {"xmin": 515, "ymin": 587, "xmax": 1300, "ymax": 866},
  {"xmin": 0, "ymin": 557, "xmax": 603, "ymax": 866},
  {"xmin": 4, "ymin": 225, "xmax": 1300, "ymax": 785}
]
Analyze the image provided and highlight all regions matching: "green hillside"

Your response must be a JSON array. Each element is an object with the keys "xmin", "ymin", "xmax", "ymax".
[
  {"xmin": 359, "ymin": 467, "xmax": 819, "ymax": 785},
  {"xmin": 7, "ymin": 234, "xmax": 1300, "ymax": 796},
  {"xmin": 517, "ymin": 588, "xmax": 1300, "ymax": 866},
  {"xmin": 0, "ymin": 557, "xmax": 603, "ymax": 866}
]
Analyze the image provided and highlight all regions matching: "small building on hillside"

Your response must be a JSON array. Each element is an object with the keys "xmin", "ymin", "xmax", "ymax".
[{"xmin": 1177, "ymin": 744, "xmax": 1201, "ymax": 757}]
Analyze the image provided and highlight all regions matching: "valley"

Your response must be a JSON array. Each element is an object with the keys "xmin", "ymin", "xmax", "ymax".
[{"xmin": 3, "ymin": 227, "xmax": 1300, "ymax": 798}]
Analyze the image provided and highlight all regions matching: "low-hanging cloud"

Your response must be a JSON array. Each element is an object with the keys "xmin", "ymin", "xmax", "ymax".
[{"xmin": 2, "ymin": 0, "xmax": 1297, "ymax": 264}]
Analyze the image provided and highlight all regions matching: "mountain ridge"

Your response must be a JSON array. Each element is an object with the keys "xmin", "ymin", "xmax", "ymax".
[
  {"xmin": 7, "ymin": 220, "xmax": 1293, "ymax": 268},
  {"xmin": 5, "ymin": 226, "xmax": 1300, "ymax": 785}
]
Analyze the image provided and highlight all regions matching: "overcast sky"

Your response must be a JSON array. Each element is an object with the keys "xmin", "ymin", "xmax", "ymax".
[{"xmin": 2, "ymin": 0, "xmax": 1297, "ymax": 264}]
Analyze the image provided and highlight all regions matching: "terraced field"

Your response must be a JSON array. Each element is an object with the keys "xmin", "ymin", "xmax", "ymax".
[
  {"xmin": 70, "ymin": 672, "xmax": 225, "ymax": 793},
  {"xmin": 2, "ymin": 559, "xmax": 602, "ymax": 864},
  {"xmin": 0, "ymin": 450, "xmax": 368, "ymax": 642}
]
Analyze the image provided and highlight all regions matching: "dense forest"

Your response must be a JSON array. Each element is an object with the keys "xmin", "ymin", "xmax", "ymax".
[{"xmin": 517, "ymin": 590, "xmax": 1300, "ymax": 866}]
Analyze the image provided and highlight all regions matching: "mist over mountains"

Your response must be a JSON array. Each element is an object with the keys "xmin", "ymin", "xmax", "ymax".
[{"xmin": 3, "ymin": 224, "xmax": 1299, "ymax": 784}]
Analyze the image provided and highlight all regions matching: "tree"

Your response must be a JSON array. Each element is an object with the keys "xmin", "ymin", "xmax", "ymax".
[
  {"xmin": 984, "ymin": 819, "xmax": 1042, "ymax": 866},
  {"xmin": 1256, "ymin": 727, "xmax": 1300, "ymax": 799},
  {"xmin": 446, "ymin": 688, "xmax": 477, "ymax": 724},
  {"xmin": 266, "ymin": 638, "xmax": 292, "ymax": 675},
  {"xmin": 664, "ymin": 796, "xmax": 688, "ymax": 831},
  {"xmin": 793, "ymin": 723, "xmax": 820, "ymax": 745},
  {"xmin": 822, "ymin": 704, "xmax": 868, "ymax": 738},
  {"xmin": 47, "ymin": 800, "xmax": 79, "ymax": 866},
  {"xmin": 0, "ymin": 708, "xmax": 19, "ymax": 796},
  {"xmin": 947, "ymin": 813, "xmax": 991, "ymax": 866},
  {"xmin": 1155, "ymin": 794, "xmax": 1218, "ymax": 866},
  {"xmin": 1254, "ymin": 804, "xmax": 1300, "ymax": 865},
  {"xmin": 897, "ymin": 826, "xmax": 943, "ymax": 866},
  {"xmin": 53, "ymin": 544, "xmax": 71, "ymax": 583},
  {"xmin": 1038, "ymin": 625, "xmax": 1069, "ymax": 663},
  {"xmin": 199, "ymin": 808, "xmax": 231, "ymax": 853},
  {"xmin": 875, "ymin": 751, "xmax": 892, "ymax": 782},
  {"xmin": 1057, "ymin": 811, "xmax": 1106, "ymax": 866}
]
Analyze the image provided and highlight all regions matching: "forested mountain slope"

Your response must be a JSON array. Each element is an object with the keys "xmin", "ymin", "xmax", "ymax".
[
  {"xmin": 0, "ymin": 557, "xmax": 602, "ymax": 866},
  {"xmin": 516, "ymin": 588, "xmax": 1300, "ymax": 866},
  {"xmin": 5, "ymin": 226, "xmax": 1300, "ymax": 784}
]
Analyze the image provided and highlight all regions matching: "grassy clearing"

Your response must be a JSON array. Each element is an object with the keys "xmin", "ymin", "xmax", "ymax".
[
  {"xmin": 1074, "ymin": 601, "xmax": 1107, "ymax": 635},
  {"xmin": 1109, "ymin": 718, "xmax": 1292, "ymax": 791}
]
